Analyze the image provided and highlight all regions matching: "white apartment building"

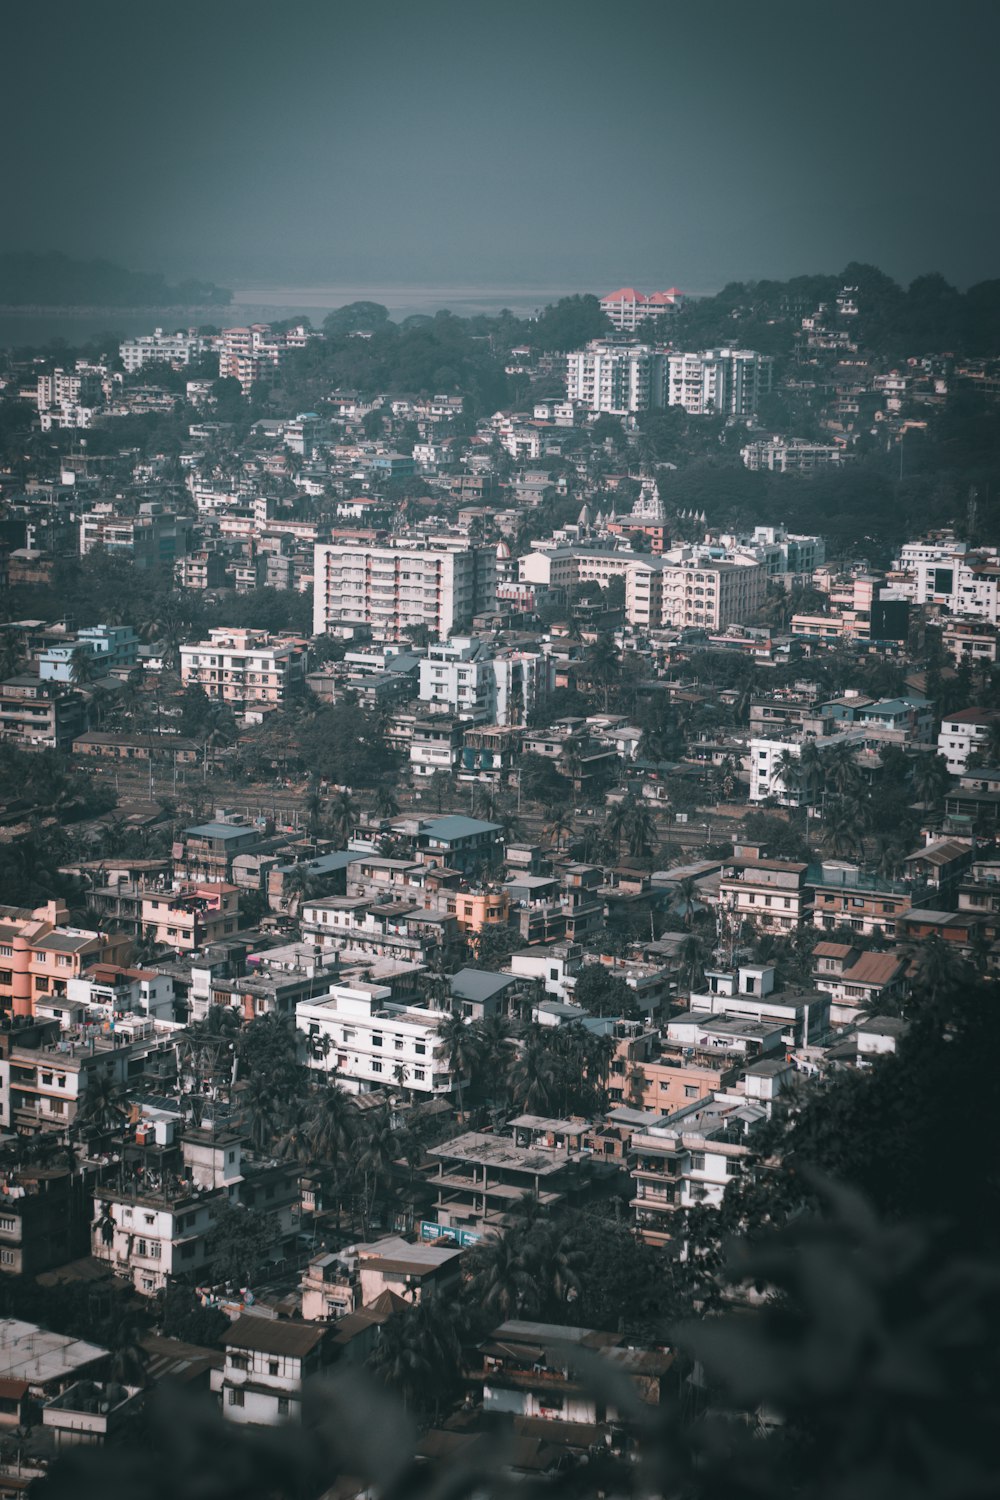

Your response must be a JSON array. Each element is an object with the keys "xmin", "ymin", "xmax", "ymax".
[
  {"xmin": 519, "ymin": 546, "xmax": 636, "ymax": 592},
  {"xmin": 179, "ymin": 629, "xmax": 307, "ymax": 715},
  {"xmin": 741, "ymin": 438, "xmax": 855, "ymax": 473},
  {"xmin": 418, "ymin": 638, "xmax": 554, "ymax": 725},
  {"xmin": 600, "ymin": 287, "xmax": 683, "ymax": 331},
  {"xmin": 566, "ymin": 341, "xmax": 667, "ymax": 415},
  {"xmin": 667, "ymin": 349, "xmax": 773, "ymax": 417},
  {"xmin": 313, "ymin": 539, "xmax": 496, "ymax": 642},
  {"xmin": 893, "ymin": 534, "xmax": 1000, "ymax": 623},
  {"xmin": 631, "ymin": 1093, "xmax": 764, "ymax": 1245},
  {"xmin": 937, "ymin": 709, "xmax": 1000, "ymax": 773},
  {"xmin": 92, "ymin": 1130, "xmax": 243, "ymax": 1295},
  {"xmin": 120, "ymin": 328, "xmax": 211, "ymax": 373},
  {"xmin": 213, "ymin": 1318, "xmax": 330, "ymax": 1426},
  {"xmin": 296, "ymin": 983, "xmax": 465, "ymax": 1097},
  {"xmin": 625, "ymin": 557, "xmax": 766, "ymax": 631},
  {"xmin": 218, "ymin": 323, "xmax": 309, "ymax": 394},
  {"xmin": 36, "ymin": 367, "xmax": 103, "ymax": 429}
]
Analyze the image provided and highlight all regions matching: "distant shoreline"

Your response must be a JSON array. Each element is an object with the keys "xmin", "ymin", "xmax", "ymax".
[{"xmin": 0, "ymin": 303, "xmax": 231, "ymax": 318}]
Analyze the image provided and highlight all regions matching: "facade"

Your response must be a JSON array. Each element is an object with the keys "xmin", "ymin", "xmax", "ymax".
[
  {"xmin": 631, "ymin": 1094, "xmax": 765, "ymax": 1245},
  {"xmin": 296, "ymin": 983, "xmax": 464, "ymax": 1097},
  {"xmin": 0, "ymin": 901, "xmax": 130, "ymax": 1020},
  {"xmin": 717, "ymin": 860, "xmax": 811, "ymax": 934},
  {"xmin": 0, "ymin": 676, "xmax": 86, "ymax": 751},
  {"xmin": 180, "ymin": 629, "xmax": 307, "ymax": 715},
  {"xmin": 893, "ymin": 534, "xmax": 1000, "ymax": 624},
  {"xmin": 38, "ymin": 626, "xmax": 139, "ymax": 683},
  {"xmin": 140, "ymin": 884, "xmax": 240, "ymax": 951},
  {"xmin": 808, "ymin": 863, "xmax": 912, "ymax": 939},
  {"xmin": 625, "ymin": 558, "xmax": 766, "ymax": 632},
  {"xmin": 120, "ymin": 328, "xmax": 210, "ymax": 373},
  {"xmin": 565, "ymin": 341, "xmax": 667, "ymax": 415},
  {"xmin": 600, "ymin": 287, "xmax": 683, "ymax": 330},
  {"xmin": 313, "ymin": 540, "xmax": 497, "ymax": 642},
  {"xmin": 741, "ymin": 438, "xmax": 854, "ymax": 473},
  {"xmin": 212, "ymin": 1318, "xmax": 331, "ymax": 1425},
  {"xmin": 418, "ymin": 638, "xmax": 554, "ymax": 726},
  {"xmin": 667, "ymin": 349, "xmax": 773, "ymax": 417},
  {"xmin": 937, "ymin": 709, "xmax": 1000, "ymax": 773}
]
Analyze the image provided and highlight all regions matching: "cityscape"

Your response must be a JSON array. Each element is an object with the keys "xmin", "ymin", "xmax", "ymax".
[{"xmin": 0, "ymin": 3, "xmax": 997, "ymax": 1498}]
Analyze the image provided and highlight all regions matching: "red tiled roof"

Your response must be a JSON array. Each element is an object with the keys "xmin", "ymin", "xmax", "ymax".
[
  {"xmin": 845, "ymin": 952, "xmax": 907, "ymax": 986},
  {"xmin": 601, "ymin": 288, "xmax": 646, "ymax": 303}
]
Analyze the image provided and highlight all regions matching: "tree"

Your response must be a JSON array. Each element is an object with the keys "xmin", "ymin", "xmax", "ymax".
[
  {"xmin": 73, "ymin": 1074, "xmax": 129, "ymax": 1140},
  {"xmin": 573, "ymin": 963, "xmax": 637, "ymax": 1018},
  {"xmin": 372, "ymin": 782, "xmax": 400, "ymax": 821},
  {"xmin": 465, "ymin": 1231, "xmax": 535, "ymax": 1320},
  {"xmin": 69, "ymin": 645, "xmax": 96, "ymax": 686},
  {"xmin": 437, "ymin": 1012, "xmax": 481, "ymax": 1118},
  {"xmin": 206, "ymin": 1203, "xmax": 275, "ymax": 1287},
  {"xmin": 544, "ymin": 803, "xmax": 576, "ymax": 851}
]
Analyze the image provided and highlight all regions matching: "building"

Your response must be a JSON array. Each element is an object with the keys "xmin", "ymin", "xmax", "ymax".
[
  {"xmin": 600, "ymin": 287, "xmax": 683, "ymax": 330},
  {"xmin": 140, "ymin": 884, "xmax": 240, "ymax": 951},
  {"xmin": 38, "ymin": 625, "xmax": 139, "ymax": 683},
  {"xmin": 717, "ymin": 860, "xmax": 811, "ymax": 934},
  {"xmin": 812, "ymin": 943, "xmax": 908, "ymax": 1024},
  {"xmin": 892, "ymin": 533, "xmax": 1000, "ymax": 624},
  {"xmin": 427, "ymin": 1124, "xmax": 597, "ymax": 1238},
  {"xmin": 625, "ymin": 557, "xmax": 767, "ymax": 632},
  {"xmin": 212, "ymin": 1317, "xmax": 331, "ymax": 1425},
  {"xmin": 180, "ymin": 630, "xmax": 307, "ymax": 716},
  {"xmin": 79, "ymin": 505, "xmax": 192, "ymax": 572},
  {"xmin": 218, "ymin": 324, "xmax": 307, "ymax": 394},
  {"xmin": 0, "ymin": 676, "xmax": 87, "ymax": 750},
  {"xmin": 937, "ymin": 708, "xmax": 1000, "ymax": 773},
  {"xmin": 120, "ymin": 328, "xmax": 211, "ymax": 373},
  {"xmin": 741, "ymin": 437, "xmax": 855, "ymax": 473},
  {"xmin": 475, "ymin": 1319, "xmax": 673, "ymax": 1421},
  {"xmin": 808, "ymin": 863, "xmax": 912, "ymax": 939},
  {"xmin": 297, "ymin": 982, "xmax": 465, "ymax": 1097},
  {"xmin": 631, "ymin": 1094, "xmax": 766, "ymax": 1244},
  {"xmin": 0, "ymin": 1168, "xmax": 87, "ymax": 1276},
  {"xmin": 667, "ymin": 349, "xmax": 773, "ymax": 417},
  {"xmin": 566, "ymin": 341, "xmax": 667, "ymax": 415},
  {"xmin": 171, "ymin": 821, "xmax": 273, "ymax": 883},
  {"xmin": 0, "ymin": 900, "xmax": 130, "ymax": 1020},
  {"xmin": 313, "ymin": 539, "xmax": 497, "ymax": 642},
  {"xmin": 418, "ymin": 638, "xmax": 554, "ymax": 726}
]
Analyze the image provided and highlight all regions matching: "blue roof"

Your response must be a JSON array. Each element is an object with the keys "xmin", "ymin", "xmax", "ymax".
[
  {"xmin": 275, "ymin": 851, "xmax": 364, "ymax": 875},
  {"xmin": 422, "ymin": 815, "xmax": 501, "ymax": 842},
  {"xmin": 185, "ymin": 822, "xmax": 258, "ymax": 841}
]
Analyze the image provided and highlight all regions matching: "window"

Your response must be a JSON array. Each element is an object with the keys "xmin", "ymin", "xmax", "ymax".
[
  {"xmin": 144, "ymin": 1213, "xmax": 155, "ymax": 1226},
  {"xmin": 689, "ymin": 1152, "xmax": 706, "ymax": 1172},
  {"xmin": 230, "ymin": 1353, "xmax": 249, "ymax": 1371},
  {"xmin": 0, "ymin": 1250, "xmax": 14, "ymax": 1266},
  {"xmin": 269, "ymin": 1360, "xmax": 279, "ymax": 1377},
  {"xmin": 136, "ymin": 1239, "xmax": 147, "ymax": 1257},
  {"xmin": 414, "ymin": 1043, "xmax": 425, "ymax": 1056},
  {"xmin": 684, "ymin": 1086, "xmax": 699, "ymax": 1099},
  {"xmin": 726, "ymin": 1158, "xmax": 742, "ymax": 1177},
  {"xmin": 0, "ymin": 1217, "xmax": 15, "ymax": 1234},
  {"xmin": 372, "ymin": 1034, "xmax": 383, "ymax": 1047},
  {"xmin": 228, "ymin": 1388, "xmax": 245, "ymax": 1407},
  {"xmin": 277, "ymin": 1396, "xmax": 290, "ymax": 1417},
  {"xmin": 413, "ymin": 1069, "xmax": 425, "ymax": 1081}
]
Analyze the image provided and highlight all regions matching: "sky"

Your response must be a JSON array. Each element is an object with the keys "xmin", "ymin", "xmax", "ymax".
[{"xmin": 4, "ymin": 0, "xmax": 999, "ymax": 295}]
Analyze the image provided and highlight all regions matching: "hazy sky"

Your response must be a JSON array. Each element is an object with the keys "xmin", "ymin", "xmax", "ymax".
[{"xmin": 5, "ymin": 0, "xmax": 999, "ymax": 293}]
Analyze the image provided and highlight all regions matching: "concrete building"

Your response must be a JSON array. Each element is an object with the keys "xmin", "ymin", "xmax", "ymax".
[
  {"xmin": 0, "ymin": 901, "xmax": 130, "ymax": 1020},
  {"xmin": 893, "ymin": 533, "xmax": 1000, "ymax": 624},
  {"xmin": 120, "ymin": 329, "xmax": 211, "ymax": 373},
  {"xmin": 212, "ymin": 1317, "xmax": 331, "ymax": 1425},
  {"xmin": 418, "ymin": 638, "xmax": 554, "ymax": 726},
  {"xmin": 625, "ymin": 557, "xmax": 766, "ymax": 632},
  {"xmin": 600, "ymin": 286, "xmax": 683, "ymax": 330},
  {"xmin": 667, "ymin": 349, "xmax": 773, "ymax": 417},
  {"xmin": 938, "ymin": 708, "xmax": 1000, "ymax": 773},
  {"xmin": 38, "ymin": 625, "xmax": 139, "ymax": 683},
  {"xmin": 631, "ymin": 1094, "xmax": 766, "ymax": 1245},
  {"xmin": 297, "ymin": 982, "xmax": 464, "ymax": 1097},
  {"xmin": 180, "ymin": 629, "xmax": 307, "ymax": 716},
  {"xmin": 717, "ymin": 860, "xmax": 812, "ymax": 934},
  {"xmin": 566, "ymin": 341, "xmax": 667, "ymax": 415},
  {"xmin": 741, "ymin": 437, "xmax": 854, "ymax": 473},
  {"xmin": 0, "ymin": 676, "xmax": 87, "ymax": 750},
  {"xmin": 313, "ymin": 539, "xmax": 496, "ymax": 642}
]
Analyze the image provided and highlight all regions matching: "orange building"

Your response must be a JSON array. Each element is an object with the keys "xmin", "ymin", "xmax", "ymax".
[
  {"xmin": 140, "ymin": 884, "xmax": 240, "ymax": 951},
  {"xmin": 0, "ymin": 901, "xmax": 131, "ymax": 1019}
]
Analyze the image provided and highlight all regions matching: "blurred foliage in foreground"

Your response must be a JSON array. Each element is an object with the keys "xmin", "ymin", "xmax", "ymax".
[{"xmin": 32, "ymin": 1173, "xmax": 998, "ymax": 1500}]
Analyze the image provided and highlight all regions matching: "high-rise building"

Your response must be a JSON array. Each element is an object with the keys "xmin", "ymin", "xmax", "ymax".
[
  {"xmin": 625, "ymin": 557, "xmax": 767, "ymax": 631},
  {"xmin": 120, "ymin": 328, "xmax": 211, "ymax": 373},
  {"xmin": 313, "ymin": 539, "xmax": 497, "ymax": 643},
  {"xmin": 566, "ymin": 341, "xmax": 667, "ymax": 415},
  {"xmin": 667, "ymin": 348, "xmax": 773, "ymax": 416}
]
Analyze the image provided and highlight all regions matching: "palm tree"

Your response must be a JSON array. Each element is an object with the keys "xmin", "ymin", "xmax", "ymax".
[
  {"xmin": 775, "ymin": 748, "xmax": 803, "ymax": 806},
  {"xmin": 508, "ymin": 1041, "xmax": 557, "ymax": 1114},
  {"xmin": 823, "ymin": 795, "xmax": 869, "ymax": 860},
  {"xmin": 240, "ymin": 1072, "xmax": 281, "ymax": 1153},
  {"xmin": 355, "ymin": 1108, "xmax": 402, "ymax": 1237},
  {"xmin": 625, "ymin": 798, "xmax": 658, "ymax": 859},
  {"xmin": 74, "ymin": 1074, "xmax": 129, "ymax": 1139},
  {"xmin": 824, "ymin": 741, "xmax": 863, "ymax": 799},
  {"xmin": 603, "ymin": 797, "xmax": 632, "ymax": 858},
  {"xmin": 677, "ymin": 933, "xmax": 708, "ymax": 991},
  {"xmin": 466, "ymin": 1232, "xmax": 536, "ymax": 1320},
  {"xmin": 372, "ymin": 782, "xmax": 400, "ymax": 822},
  {"xmin": 585, "ymin": 633, "xmax": 619, "ymax": 710},
  {"xmin": 675, "ymin": 874, "xmax": 700, "ymax": 929},
  {"xmin": 307, "ymin": 1083, "xmax": 358, "ymax": 1215},
  {"xmin": 911, "ymin": 753, "xmax": 950, "ymax": 808},
  {"xmin": 329, "ymin": 789, "xmax": 356, "ymax": 844},
  {"xmin": 438, "ymin": 1011, "xmax": 481, "ymax": 1119},
  {"xmin": 69, "ymin": 645, "xmax": 96, "ymax": 687},
  {"xmin": 281, "ymin": 864, "xmax": 321, "ymax": 917},
  {"xmin": 544, "ymin": 803, "xmax": 576, "ymax": 851},
  {"xmin": 0, "ymin": 634, "xmax": 25, "ymax": 680}
]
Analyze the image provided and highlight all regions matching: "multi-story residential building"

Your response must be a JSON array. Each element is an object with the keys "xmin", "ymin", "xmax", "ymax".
[
  {"xmin": 811, "ymin": 943, "xmax": 908, "ymax": 1024},
  {"xmin": 625, "ymin": 557, "xmax": 766, "ymax": 631},
  {"xmin": 600, "ymin": 286, "xmax": 683, "ymax": 330},
  {"xmin": 417, "ymin": 638, "xmax": 554, "ymax": 725},
  {"xmin": 717, "ymin": 859, "xmax": 812, "ymax": 934},
  {"xmin": 0, "ymin": 901, "xmax": 131, "ymax": 1020},
  {"xmin": 180, "ymin": 629, "xmax": 307, "ymax": 716},
  {"xmin": 313, "ymin": 539, "xmax": 496, "ymax": 642},
  {"xmin": 36, "ymin": 367, "xmax": 104, "ymax": 429},
  {"xmin": 296, "ymin": 982, "xmax": 465, "ymax": 1097},
  {"xmin": 3, "ymin": 1015, "xmax": 176, "ymax": 1133},
  {"xmin": 688, "ymin": 967, "xmax": 830, "ymax": 1047},
  {"xmin": 0, "ymin": 676, "xmax": 87, "ymax": 751},
  {"xmin": 120, "ymin": 328, "xmax": 212, "ymax": 373},
  {"xmin": 171, "ymin": 821, "xmax": 274, "ymax": 883},
  {"xmin": 38, "ymin": 625, "xmax": 140, "ymax": 682},
  {"xmin": 428, "ymin": 1120, "xmax": 599, "ymax": 1238},
  {"xmin": 808, "ymin": 862, "xmax": 912, "ymax": 939},
  {"xmin": 566, "ymin": 341, "xmax": 667, "ymax": 415},
  {"xmin": 0, "ymin": 1168, "xmax": 88, "ymax": 1276},
  {"xmin": 631, "ymin": 1093, "xmax": 766, "ymax": 1245},
  {"xmin": 937, "ymin": 708, "xmax": 1000, "ymax": 772},
  {"xmin": 893, "ymin": 532, "xmax": 1000, "ymax": 623},
  {"xmin": 212, "ymin": 1318, "xmax": 332, "ymax": 1425},
  {"xmin": 300, "ymin": 897, "xmax": 456, "ymax": 967},
  {"xmin": 741, "ymin": 437, "xmax": 855, "ymax": 473},
  {"xmin": 218, "ymin": 323, "xmax": 308, "ymax": 394},
  {"xmin": 79, "ymin": 504, "xmax": 193, "ymax": 572},
  {"xmin": 140, "ymin": 884, "xmax": 240, "ymax": 952},
  {"xmin": 943, "ymin": 618, "xmax": 999, "ymax": 666},
  {"xmin": 667, "ymin": 348, "xmax": 773, "ymax": 417}
]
